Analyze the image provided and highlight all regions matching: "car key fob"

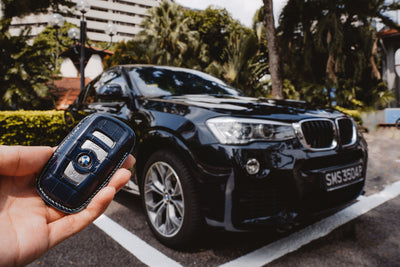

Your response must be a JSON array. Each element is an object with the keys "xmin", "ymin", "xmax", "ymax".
[{"xmin": 36, "ymin": 113, "xmax": 135, "ymax": 214}]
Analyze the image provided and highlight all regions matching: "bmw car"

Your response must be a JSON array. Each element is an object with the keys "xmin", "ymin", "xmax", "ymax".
[{"xmin": 65, "ymin": 65, "xmax": 368, "ymax": 247}]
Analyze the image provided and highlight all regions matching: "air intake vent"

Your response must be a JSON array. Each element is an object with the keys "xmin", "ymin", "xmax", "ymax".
[
  {"xmin": 299, "ymin": 119, "xmax": 336, "ymax": 149},
  {"xmin": 337, "ymin": 118, "xmax": 356, "ymax": 146}
]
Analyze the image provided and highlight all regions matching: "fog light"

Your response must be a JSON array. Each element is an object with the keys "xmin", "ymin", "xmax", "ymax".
[{"xmin": 246, "ymin": 158, "xmax": 260, "ymax": 175}]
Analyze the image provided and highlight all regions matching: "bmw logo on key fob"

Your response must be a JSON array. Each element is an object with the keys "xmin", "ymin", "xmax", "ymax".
[
  {"xmin": 78, "ymin": 154, "xmax": 91, "ymax": 167},
  {"xmin": 36, "ymin": 113, "xmax": 135, "ymax": 214}
]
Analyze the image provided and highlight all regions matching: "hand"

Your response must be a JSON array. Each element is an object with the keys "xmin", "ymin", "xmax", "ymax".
[{"xmin": 0, "ymin": 145, "xmax": 135, "ymax": 267}]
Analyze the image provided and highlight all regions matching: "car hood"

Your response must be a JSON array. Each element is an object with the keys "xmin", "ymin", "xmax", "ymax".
[{"xmin": 144, "ymin": 94, "xmax": 343, "ymax": 122}]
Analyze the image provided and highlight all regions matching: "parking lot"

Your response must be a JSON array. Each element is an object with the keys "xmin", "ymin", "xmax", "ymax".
[{"xmin": 28, "ymin": 128, "xmax": 400, "ymax": 267}]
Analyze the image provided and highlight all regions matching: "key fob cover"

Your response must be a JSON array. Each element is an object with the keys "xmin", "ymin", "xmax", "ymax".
[{"xmin": 36, "ymin": 113, "xmax": 135, "ymax": 214}]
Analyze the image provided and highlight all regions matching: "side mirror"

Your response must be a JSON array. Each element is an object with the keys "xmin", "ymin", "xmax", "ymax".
[{"xmin": 97, "ymin": 84, "xmax": 124, "ymax": 99}]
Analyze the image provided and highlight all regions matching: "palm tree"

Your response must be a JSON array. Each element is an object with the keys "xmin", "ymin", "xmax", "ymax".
[
  {"xmin": 221, "ymin": 26, "xmax": 258, "ymax": 95},
  {"xmin": 137, "ymin": 0, "xmax": 201, "ymax": 68},
  {"xmin": 278, "ymin": 0, "xmax": 399, "ymax": 108}
]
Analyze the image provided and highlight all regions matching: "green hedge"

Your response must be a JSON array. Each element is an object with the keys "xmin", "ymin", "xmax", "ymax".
[{"xmin": 0, "ymin": 110, "xmax": 68, "ymax": 146}]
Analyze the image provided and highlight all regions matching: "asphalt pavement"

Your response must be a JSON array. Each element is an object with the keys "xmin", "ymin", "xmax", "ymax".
[
  {"xmin": 27, "ymin": 127, "xmax": 400, "ymax": 267},
  {"xmin": 269, "ymin": 195, "xmax": 400, "ymax": 266}
]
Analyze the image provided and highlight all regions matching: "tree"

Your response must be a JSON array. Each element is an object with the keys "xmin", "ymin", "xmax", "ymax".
[
  {"xmin": 263, "ymin": 0, "xmax": 284, "ymax": 99},
  {"xmin": 106, "ymin": 1, "xmax": 270, "ymax": 97},
  {"xmin": 103, "ymin": 40, "xmax": 151, "ymax": 69},
  {"xmin": 1, "ymin": 31, "xmax": 56, "ymax": 109},
  {"xmin": 34, "ymin": 22, "xmax": 77, "ymax": 74},
  {"xmin": 220, "ymin": 24, "xmax": 259, "ymax": 95},
  {"xmin": 184, "ymin": 7, "xmax": 233, "ymax": 68},
  {"xmin": 278, "ymin": 0, "xmax": 400, "ymax": 109},
  {"xmin": 0, "ymin": 0, "xmax": 74, "ymax": 109},
  {"xmin": 136, "ymin": 0, "xmax": 201, "ymax": 68}
]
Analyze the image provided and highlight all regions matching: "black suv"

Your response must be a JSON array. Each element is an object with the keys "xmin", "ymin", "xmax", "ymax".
[{"xmin": 65, "ymin": 65, "xmax": 368, "ymax": 247}]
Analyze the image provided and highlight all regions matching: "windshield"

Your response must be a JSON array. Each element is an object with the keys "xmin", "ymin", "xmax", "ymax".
[{"xmin": 129, "ymin": 66, "xmax": 242, "ymax": 97}]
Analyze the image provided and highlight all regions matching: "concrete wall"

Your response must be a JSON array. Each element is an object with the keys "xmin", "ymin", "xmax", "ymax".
[
  {"xmin": 361, "ymin": 110, "xmax": 385, "ymax": 132},
  {"xmin": 361, "ymin": 108, "xmax": 400, "ymax": 131}
]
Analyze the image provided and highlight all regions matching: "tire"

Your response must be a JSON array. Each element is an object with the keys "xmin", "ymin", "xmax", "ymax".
[
  {"xmin": 396, "ymin": 118, "xmax": 400, "ymax": 130},
  {"xmin": 140, "ymin": 149, "xmax": 203, "ymax": 248}
]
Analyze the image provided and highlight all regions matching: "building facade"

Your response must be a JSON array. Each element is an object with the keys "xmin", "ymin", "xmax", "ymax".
[
  {"xmin": 9, "ymin": 0, "xmax": 160, "ymax": 80},
  {"xmin": 9, "ymin": 0, "xmax": 159, "ymax": 43}
]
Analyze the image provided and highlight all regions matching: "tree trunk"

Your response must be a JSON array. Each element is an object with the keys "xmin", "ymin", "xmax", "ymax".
[
  {"xmin": 370, "ymin": 38, "xmax": 381, "ymax": 79},
  {"xmin": 263, "ymin": 0, "xmax": 284, "ymax": 99}
]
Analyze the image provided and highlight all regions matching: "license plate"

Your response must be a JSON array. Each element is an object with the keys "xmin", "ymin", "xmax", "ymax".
[{"xmin": 323, "ymin": 163, "xmax": 364, "ymax": 191}]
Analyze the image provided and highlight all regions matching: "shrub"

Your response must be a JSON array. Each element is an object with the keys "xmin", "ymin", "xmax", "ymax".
[{"xmin": 0, "ymin": 110, "xmax": 67, "ymax": 146}]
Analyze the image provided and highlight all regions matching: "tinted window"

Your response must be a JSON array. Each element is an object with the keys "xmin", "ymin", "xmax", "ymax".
[
  {"xmin": 129, "ymin": 67, "xmax": 242, "ymax": 97},
  {"xmin": 83, "ymin": 71, "xmax": 127, "ymax": 104}
]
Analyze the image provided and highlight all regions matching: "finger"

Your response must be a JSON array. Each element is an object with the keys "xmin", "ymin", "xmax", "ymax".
[
  {"xmin": 107, "ymin": 168, "xmax": 132, "ymax": 192},
  {"xmin": 122, "ymin": 154, "xmax": 135, "ymax": 169},
  {"xmin": 0, "ymin": 146, "xmax": 53, "ymax": 176},
  {"xmin": 47, "ymin": 186, "xmax": 115, "ymax": 248}
]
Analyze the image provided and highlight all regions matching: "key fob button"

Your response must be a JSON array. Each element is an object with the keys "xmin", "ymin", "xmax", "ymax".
[
  {"xmin": 64, "ymin": 162, "xmax": 88, "ymax": 185},
  {"xmin": 93, "ymin": 131, "xmax": 115, "ymax": 148},
  {"xmin": 81, "ymin": 140, "xmax": 107, "ymax": 162}
]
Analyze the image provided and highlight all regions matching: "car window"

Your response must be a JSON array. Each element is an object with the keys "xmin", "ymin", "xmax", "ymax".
[
  {"xmin": 83, "ymin": 71, "xmax": 127, "ymax": 104},
  {"xmin": 129, "ymin": 67, "xmax": 242, "ymax": 97}
]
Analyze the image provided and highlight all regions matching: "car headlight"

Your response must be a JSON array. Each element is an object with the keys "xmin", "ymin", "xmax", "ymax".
[{"xmin": 206, "ymin": 117, "xmax": 296, "ymax": 144}]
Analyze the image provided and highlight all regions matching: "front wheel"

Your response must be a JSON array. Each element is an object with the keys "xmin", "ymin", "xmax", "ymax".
[{"xmin": 140, "ymin": 149, "xmax": 203, "ymax": 248}]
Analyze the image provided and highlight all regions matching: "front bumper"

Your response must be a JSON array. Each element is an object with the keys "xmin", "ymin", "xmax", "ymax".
[{"xmin": 199, "ymin": 137, "xmax": 368, "ymax": 231}]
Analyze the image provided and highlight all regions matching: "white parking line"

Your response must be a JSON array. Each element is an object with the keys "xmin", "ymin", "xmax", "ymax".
[
  {"xmin": 220, "ymin": 180, "xmax": 400, "ymax": 267},
  {"xmin": 93, "ymin": 215, "xmax": 183, "ymax": 267},
  {"xmin": 93, "ymin": 181, "xmax": 400, "ymax": 267}
]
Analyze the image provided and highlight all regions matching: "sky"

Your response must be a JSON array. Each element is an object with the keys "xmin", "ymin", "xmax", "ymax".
[{"xmin": 174, "ymin": 0, "xmax": 288, "ymax": 27}]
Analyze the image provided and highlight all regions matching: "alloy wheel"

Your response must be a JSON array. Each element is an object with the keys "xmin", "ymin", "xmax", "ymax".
[{"xmin": 144, "ymin": 161, "xmax": 185, "ymax": 237}]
